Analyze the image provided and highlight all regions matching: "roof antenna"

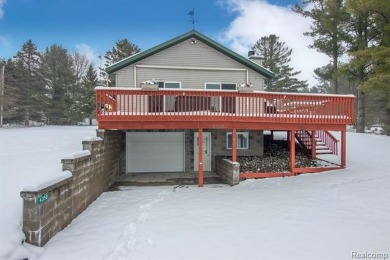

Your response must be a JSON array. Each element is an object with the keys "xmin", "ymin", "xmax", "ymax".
[{"xmin": 188, "ymin": 8, "xmax": 197, "ymax": 29}]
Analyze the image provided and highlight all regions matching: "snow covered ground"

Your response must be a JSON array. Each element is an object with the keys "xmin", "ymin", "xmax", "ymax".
[
  {"xmin": 1, "ymin": 126, "xmax": 389, "ymax": 260},
  {"xmin": 0, "ymin": 126, "xmax": 98, "ymax": 259}
]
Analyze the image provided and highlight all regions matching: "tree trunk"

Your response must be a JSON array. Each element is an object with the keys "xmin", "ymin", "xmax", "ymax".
[
  {"xmin": 333, "ymin": 54, "xmax": 339, "ymax": 94},
  {"xmin": 24, "ymin": 107, "xmax": 30, "ymax": 126},
  {"xmin": 386, "ymin": 107, "xmax": 390, "ymax": 136},
  {"xmin": 356, "ymin": 89, "xmax": 365, "ymax": 133}
]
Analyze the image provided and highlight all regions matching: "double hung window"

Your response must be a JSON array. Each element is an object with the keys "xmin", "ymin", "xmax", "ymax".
[
  {"xmin": 148, "ymin": 81, "xmax": 181, "ymax": 112},
  {"xmin": 226, "ymin": 132, "xmax": 249, "ymax": 150},
  {"xmin": 205, "ymin": 83, "xmax": 236, "ymax": 113},
  {"xmin": 162, "ymin": 82, "xmax": 180, "ymax": 112}
]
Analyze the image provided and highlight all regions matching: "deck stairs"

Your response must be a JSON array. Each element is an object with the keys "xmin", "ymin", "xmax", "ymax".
[{"xmin": 295, "ymin": 130, "xmax": 338, "ymax": 156}]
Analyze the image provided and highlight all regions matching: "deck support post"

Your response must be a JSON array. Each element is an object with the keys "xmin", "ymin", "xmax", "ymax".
[
  {"xmin": 311, "ymin": 130, "xmax": 317, "ymax": 159},
  {"xmin": 198, "ymin": 128, "xmax": 203, "ymax": 187},
  {"xmin": 232, "ymin": 128, "xmax": 237, "ymax": 162},
  {"xmin": 341, "ymin": 129, "xmax": 346, "ymax": 168},
  {"xmin": 290, "ymin": 130, "xmax": 296, "ymax": 175},
  {"xmin": 287, "ymin": 130, "xmax": 290, "ymax": 149}
]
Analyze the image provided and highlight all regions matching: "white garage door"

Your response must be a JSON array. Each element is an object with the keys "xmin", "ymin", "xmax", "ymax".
[{"xmin": 126, "ymin": 132, "xmax": 185, "ymax": 173}]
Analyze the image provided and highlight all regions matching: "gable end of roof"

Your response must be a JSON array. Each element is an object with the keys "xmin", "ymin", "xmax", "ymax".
[{"xmin": 106, "ymin": 30, "xmax": 274, "ymax": 79}]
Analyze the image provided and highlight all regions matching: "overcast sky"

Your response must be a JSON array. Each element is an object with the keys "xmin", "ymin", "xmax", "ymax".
[{"xmin": 0, "ymin": 0, "xmax": 329, "ymax": 87}]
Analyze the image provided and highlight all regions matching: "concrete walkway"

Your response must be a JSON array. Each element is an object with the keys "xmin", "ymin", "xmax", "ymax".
[{"xmin": 109, "ymin": 171, "xmax": 225, "ymax": 190}]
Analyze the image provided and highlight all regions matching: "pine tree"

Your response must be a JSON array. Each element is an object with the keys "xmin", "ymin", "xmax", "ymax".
[
  {"xmin": 13, "ymin": 40, "xmax": 46, "ymax": 124},
  {"xmin": 74, "ymin": 64, "xmax": 98, "ymax": 125},
  {"xmin": 252, "ymin": 34, "xmax": 308, "ymax": 92},
  {"xmin": 295, "ymin": 0, "xmax": 389, "ymax": 133},
  {"xmin": 103, "ymin": 39, "xmax": 140, "ymax": 86},
  {"xmin": 349, "ymin": 0, "xmax": 390, "ymax": 134},
  {"xmin": 41, "ymin": 44, "xmax": 77, "ymax": 124},
  {"xmin": 344, "ymin": 0, "xmax": 386, "ymax": 133},
  {"xmin": 104, "ymin": 39, "xmax": 141, "ymax": 67},
  {"xmin": 0, "ymin": 59, "xmax": 20, "ymax": 122},
  {"xmin": 294, "ymin": 0, "xmax": 350, "ymax": 94}
]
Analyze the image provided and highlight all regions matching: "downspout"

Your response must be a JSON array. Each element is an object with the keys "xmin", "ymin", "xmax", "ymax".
[{"xmin": 133, "ymin": 65, "xmax": 137, "ymax": 87}]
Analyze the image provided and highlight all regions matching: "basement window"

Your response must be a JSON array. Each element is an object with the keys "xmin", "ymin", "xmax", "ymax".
[{"xmin": 226, "ymin": 132, "xmax": 249, "ymax": 150}]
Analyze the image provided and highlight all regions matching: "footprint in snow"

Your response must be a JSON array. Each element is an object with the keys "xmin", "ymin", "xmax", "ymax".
[
  {"xmin": 139, "ymin": 204, "xmax": 153, "ymax": 211},
  {"xmin": 146, "ymin": 238, "xmax": 155, "ymax": 247},
  {"xmin": 138, "ymin": 211, "xmax": 149, "ymax": 223}
]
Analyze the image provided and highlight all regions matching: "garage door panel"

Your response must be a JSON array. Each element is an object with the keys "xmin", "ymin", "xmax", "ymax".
[{"xmin": 126, "ymin": 132, "xmax": 184, "ymax": 173}]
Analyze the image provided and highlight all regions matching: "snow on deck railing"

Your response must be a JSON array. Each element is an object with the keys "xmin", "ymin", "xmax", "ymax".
[{"xmin": 95, "ymin": 87, "xmax": 355, "ymax": 125}]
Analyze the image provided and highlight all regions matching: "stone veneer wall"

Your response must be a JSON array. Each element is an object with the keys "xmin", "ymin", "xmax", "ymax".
[
  {"xmin": 171, "ymin": 129, "xmax": 263, "ymax": 172},
  {"xmin": 216, "ymin": 158, "xmax": 240, "ymax": 186},
  {"xmin": 20, "ymin": 129, "xmax": 122, "ymax": 247},
  {"xmin": 211, "ymin": 130, "xmax": 263, "ymax": 171},
  {"xmin": 122, "ymin": 130, "xmax": 263, "ymax": 173}
]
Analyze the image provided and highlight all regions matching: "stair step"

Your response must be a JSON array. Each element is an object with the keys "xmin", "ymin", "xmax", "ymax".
[
  {"xmin": 316, "ymin": 146, "xmax": 329, "ymax": 150},
  {"xmin": 316, "ymin": 150, "xmax": 333, "ymax": 154}
]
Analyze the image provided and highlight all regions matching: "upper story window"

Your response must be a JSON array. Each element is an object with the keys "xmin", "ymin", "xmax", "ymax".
[
  {"xmin": 160, "ymin": 81, "xmax": 181, "ymax": 89},
  {"xmin": 205, "ymin": 83, "xmax": 236, "ymax": 113},
  {"xmin": 157, "ymin": 82, "xmax": 181, "ymax": 111},
  {"xmin": 226, "ymin": 132, "xmax": 249, "ymax": 150},
  {"xmin": 205, "ymin": 83, "xmax": 236, "ymax": 90}
]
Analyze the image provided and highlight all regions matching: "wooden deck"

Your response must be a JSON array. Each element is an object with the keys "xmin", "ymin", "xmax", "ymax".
[
  {"xmin": 95, "ymin": 87, "xmax": 355, "ymax": 131},
  {"xmin": 95, "ymin": 87, "xmax": 355, "ymax": 186}
]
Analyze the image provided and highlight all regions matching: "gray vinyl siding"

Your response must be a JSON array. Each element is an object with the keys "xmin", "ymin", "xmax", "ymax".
[
  {"xmin": 248, "ymin": 68, "xmax": 265, "ymax": 89},
  {"xmin": 139, "ymin": 39, "xmax": 245, "ymax": 68},
  {"xmin": 115, "ymin": 38, "xmax": 265, "ymax": 90},
  {"xmin": 137, "ymin": 68, "xmax": 245, "ymax": 89},
  {"xmin": 116, "ymin": 66, "xmax": 134, "ymax": 87}
]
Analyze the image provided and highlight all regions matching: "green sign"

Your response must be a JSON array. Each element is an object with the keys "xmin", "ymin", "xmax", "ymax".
[{"xmin": 37, "ymin": 193, "xmax": 49, "ymax": 204}]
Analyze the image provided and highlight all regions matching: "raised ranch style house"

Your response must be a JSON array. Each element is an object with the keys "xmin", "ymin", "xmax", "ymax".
[
  {"xmin": 19, "ymin": 30, "xmax": 356, "ymax": 248},
  {"xmin": 95, "ymin": 30, "xmax": 355, "ymax": 186}
]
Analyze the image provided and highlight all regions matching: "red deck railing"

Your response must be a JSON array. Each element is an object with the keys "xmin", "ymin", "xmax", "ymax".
[
  {"xmin": 295, "ymin": 130, "xmax": 338, "ymax": 156},
  {"xmin": 95, "ymin": 87, "xmax": 355, "ymax": 127},
  {"xmin": 316, "ymin": 130, "xmax": 338, "ymax": 155},
  {"xmin": 295, "ymin": 130, "xmax": 314, "ymax": 151}
]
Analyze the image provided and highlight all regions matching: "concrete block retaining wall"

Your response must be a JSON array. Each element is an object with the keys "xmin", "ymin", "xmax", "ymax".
[
  {"xmin": 20, "ymin": 130, "xmax": 122, "ymax": 247},
  {"xmin": 216, "ymin": 157, "xmax": 240, "ymax": 186}
]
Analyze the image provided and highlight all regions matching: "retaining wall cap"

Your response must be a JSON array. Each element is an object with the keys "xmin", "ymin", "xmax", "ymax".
[
  {"xmin": 22, "ymin": 170, "xmax": 73, "ymax": 192},
  {"xmin": 62, "ymin": 150, "xmax": 91, "ymax": 160},
  {"xmin": 83, "ymin": 137, "xmax": 103, "ymax": 142},
  {"xmin": 222, "ymin": 159, "xmax": 240, "ymax": 165}
]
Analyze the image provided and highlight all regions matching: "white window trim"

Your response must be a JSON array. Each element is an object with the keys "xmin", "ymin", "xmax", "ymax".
[
  {"xmin": 226, "ymin": 132, "xmax": 249, "ymax": 150},
  {"xmin": 205, "ymin": 83, "xmax": 237, "ymax": 112},
  {"xmin": 204, "ymin": 82, "xmax": 237, "ymax": 90},
  {"xmin": 204, "ymin": 82, "xmax": 221, "ymax": 89},
  {"xmin": 163, "ymin": 81, "xmax": 182, "ymax": 89},
  {"xmin": 221, "ymin": 83, "xmax": 237, "ymax": 90},
  {"xmin": 159, "ymin": 81, "xmax": 181, "ymax": 113}
]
